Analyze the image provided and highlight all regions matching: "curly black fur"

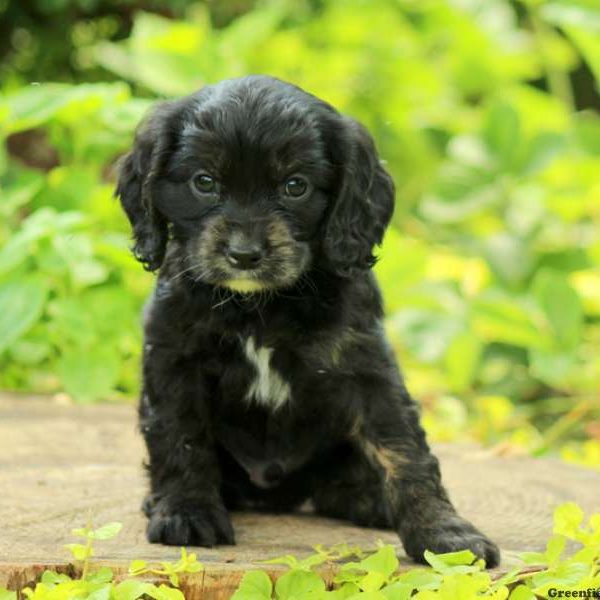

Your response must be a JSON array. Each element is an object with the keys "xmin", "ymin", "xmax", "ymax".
[{"xmin": 116, "ymin": 75, "xmax": 500, "ymax": 566}]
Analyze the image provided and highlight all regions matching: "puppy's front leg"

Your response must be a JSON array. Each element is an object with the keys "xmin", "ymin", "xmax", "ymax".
[
  {"xmin": 140, "ymin": 347, "xmax": 234, "ymax": 547},
  {"xmin": 356, "ymin": 389, "xmax": 500, "ymax": 567}
]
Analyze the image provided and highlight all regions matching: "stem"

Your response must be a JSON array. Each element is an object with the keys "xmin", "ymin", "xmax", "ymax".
[
  {"xmin": 80, "ymin": 534, "xmax": 93, "ymax": 580},
  {"xmin": 529, "ymin": 8, "xmax": 575, "ymax": 111}
]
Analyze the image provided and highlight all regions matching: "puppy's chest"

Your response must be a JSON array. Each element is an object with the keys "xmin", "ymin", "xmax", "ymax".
[{"xmin": 240, "ymin": 335, "xmax": 291, "ymax": 411}]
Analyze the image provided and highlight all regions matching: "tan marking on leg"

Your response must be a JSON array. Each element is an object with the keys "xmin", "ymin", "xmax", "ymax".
[
  {"xmin": 349, "ymin": 416, "xmax": 363, "ymax": 439},
  {"xmin": 365, "ymin": 442, "xmax": 403, "ymax": 481},
  {"xmin": 354, "ymin": 431, "xmax": 408, "ymax": 482}
]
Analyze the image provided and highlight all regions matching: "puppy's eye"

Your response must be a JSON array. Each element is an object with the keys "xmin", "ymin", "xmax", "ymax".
[
  {"xmin": 284, "ymin": 176, "xmax": 308, "ymax": 198},
  {"xmin": 191, "ymin": 173, "xmax": 216, "ymax": 195}
]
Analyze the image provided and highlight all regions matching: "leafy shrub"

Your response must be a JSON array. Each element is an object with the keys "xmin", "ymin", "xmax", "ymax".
[
  {"xmin": 0, "ymin": 520, "xmax": 203, "ymax": 600},
  {"xmin": 229, "ymin": 502, "xmax": 600, "ymax": 599},
  {"xmin": 0, "ymin": 0, "xmax": 599, "ymax": 465},
  {"xmin": 0, "ymin": 83, "xmax": 153, "ymax": 400},
  {"xmin": 0, "ymin": 503, "xmax": 598, "ymax": 599}
]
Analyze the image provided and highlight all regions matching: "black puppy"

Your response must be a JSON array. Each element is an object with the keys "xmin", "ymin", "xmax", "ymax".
[{"xmin": 116, "ymin": 75, "xmax": 499, "ymax": 566}]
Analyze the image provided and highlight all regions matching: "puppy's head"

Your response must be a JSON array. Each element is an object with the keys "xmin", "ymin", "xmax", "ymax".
[{"xmin": 116, "ymin": 76, "xmax": 394, "ymax": 292}]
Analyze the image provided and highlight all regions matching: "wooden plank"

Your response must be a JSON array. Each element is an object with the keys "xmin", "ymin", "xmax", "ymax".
[{"xmin": 1, "ymin": 393, "xmax": 599, "ymax": 598}]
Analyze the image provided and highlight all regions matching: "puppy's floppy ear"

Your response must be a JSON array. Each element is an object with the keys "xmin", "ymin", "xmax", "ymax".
[
  {"xmin": 322, "ymin": 116, "xmax": 395, "ymax": 276},
  {"xmin": 116, "ymin": 102, "xmax": 180, "ymax": 271}
]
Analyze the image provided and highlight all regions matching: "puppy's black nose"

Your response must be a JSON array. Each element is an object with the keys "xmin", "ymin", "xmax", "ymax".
[
  {"xmin": 263, "ymin": 462, "xmax": 285, "ymax": 485},
  {"xmin": 226, "ymin": 244, "xmax": 264, "ymax": 270}
]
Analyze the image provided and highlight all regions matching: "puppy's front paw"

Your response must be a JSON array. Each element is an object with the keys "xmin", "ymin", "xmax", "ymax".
[
  {"xmin": 146, "ymin": 498, "xmax": 235, "ymax": 547},
  {"xmin": 402, "ymin": 514, "xmax": 500, "ymax": 568},
  {"xmin": 142, "ymin": 492, "xmax": 160, "ymax": 517}
]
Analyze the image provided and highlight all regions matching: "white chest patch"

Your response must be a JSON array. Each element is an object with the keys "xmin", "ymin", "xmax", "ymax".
[{"xmin": 243, "ymin": 336, "xmax": 291, "ymax": 411}]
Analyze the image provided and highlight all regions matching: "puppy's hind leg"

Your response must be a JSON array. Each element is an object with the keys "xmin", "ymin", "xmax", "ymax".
[{"xmin": 312, "ymin": 443, "xmax": 394, "ymax": 529}]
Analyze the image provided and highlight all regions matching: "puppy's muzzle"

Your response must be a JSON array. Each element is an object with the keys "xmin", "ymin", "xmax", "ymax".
[{"xmin": 249, "ymin": 461, "xmax": 285, "ymax": 489}]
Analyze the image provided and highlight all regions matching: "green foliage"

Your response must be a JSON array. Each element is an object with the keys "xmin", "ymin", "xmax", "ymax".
[
  {"xmin": 230, "ymin": 503, "xmax": 600, "ymax": 599},
  {"xmin": 0, "ymin": 81, "xmax": 152, "ymax": 400},
  {"xmin": 128, "ymin": 547, "xmax": 203, "ymax": 587},
  {"xmin": 66, "ymin": 521, "xmax": 123, "ymax": 580},
  {"xmin": 0, "ymin": 0, "xmax": 599, "ymax": 465},
  {"xmin": 0, "ymin": 519, "xmax": 203, "ymax": 600},
  {"xmin": 0, "ymin": 504, "xmax": 598, "ymax": 598}
]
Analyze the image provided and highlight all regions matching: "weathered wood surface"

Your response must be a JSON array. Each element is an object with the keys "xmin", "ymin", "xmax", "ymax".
[{"xmin": 1, "ymin": 393, "xmax": 598, "ymax": 598}]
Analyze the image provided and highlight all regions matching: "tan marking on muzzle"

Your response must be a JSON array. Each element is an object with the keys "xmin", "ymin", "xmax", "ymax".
[
  {"xmin": 265, "ymin": 218, "xmax": 298, "ymax": 264},
  {"xmin": 222, "ymin": 279, "xmax": 266, "ymax": 293}
]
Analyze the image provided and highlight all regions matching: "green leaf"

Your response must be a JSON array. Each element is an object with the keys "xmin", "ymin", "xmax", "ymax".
[
  {"xmin": 483, "ymin": 102, "xmax": 521, "ymax": 170},
  {"xmin": 87, "ymin": 567, "xmax": 114, "ymax": 584},
  {"xmin": 345, "ymin": 592, "xmax": 387, "ymax": 600},
  {"xmin": 531, "ymin": 560, "xmax": 590, "ymax": 590},
  {"xmin": 92, "ymin": 12, "xmax": 208, "ymax": 96},
  {"xmin": 553, "ymin": 502, "xmax": 584, "ymax": 539},
  {"xmin": 520, "ymin": 132, "xmax": 565, "ymax": 175},
  {"xmin": 0, "ymin": 590, "xmax": 17, "ymax": 600},
  {"xmin": 128, "ymin": 559, "xmax": 147, "ymax": 574},
  {"xmin": 275, "ymin": 569, "xmax": 325, "ymax": 599},
  {"xmin": 425, "ymin": 549, "xmax": 476, "ymax": 568},
  {"xmin": 0, "ymin": 170, "xmax": 44, "ymax": 218},
  {"xmin": 444, "ymin": 332, "xmax": 481, "ymax": 392},
  {"xmin": 518, "ymin": 550, "xmax": 547, "ymax": 565},
  {"xmin": 472, "ymin": 294, "xmax": 551, "ymax": 350},
  {"xmin": 231, "ymin": 571, "xmax": 273, "ymax": 600},
  {"xmin": 0, "ymin": 208, "xmax": 84, "ymax": 275},
  {"xmin": 40, "ymin": 571, "xmax": 71, "ymax": 587},
  {"xmin": 541, "ymin": 1, "xmax": 600, "ymax": 33},
  {"xmin": 52, "ymin": 234, "xmax": 109, "ymax": 288},
  {"xmin": 484, "ymin": 234, "xmax": 534, "ymax": 288},
  {"xmin": 182, "ymin": 558, "xmax": 203, "ymax": 574},
  {"xmin": 423, "ymin": 549, "xmax": 479, "ymax": 575},
  {"xmin": 57, "ymin": 345, "xmax": 121, "ymax": 402},
  {"xmin": 356, "ymin": 546, "xmax": 399, "ymax": 579},
  {"xmin": 545, "ymin": 535, "xmax": 566, "ymax": 565},
  {"xmin": 573, "ymin": 111, "xmax": 600, "ymax": 156},
  {"xmin": 395, "ymin": 568, "xmax": 442, "ymax": 590},
  {"xmin": 391, "ymin": 310, "xmax": 462, "ymax": 362},
  {"xmin": 0, "ymin": 278, "xmax": 48, "ymax": 355},
  {"xmin": 72, "ymin": 526, "xmax": 91, "ymax": 538},
  {"xmin": 529, "ymin": 349, "xmax": 577, "ymax": 386},
  {"xmin": 87, "ymin": 583, "xmax": 112, "ymax": 600},
  {"xmin": 216, "ymin": 1, "xmax": 286, "ymax": 58},
  {"xmin": 359, "ymin": 571, "xmax": 387, "ymax": 592},
  {"xmin": 146, "ymin": 584, "xmax": 185, "ymax": 600},
  {"xmin": 65, "ymin": 543, "xmax": 91, "ymax": 561},
  {"xmin": 533, "ymin": 269, "xmax": 583, "ymax": 349},
  {"xmin": 538, "ymin": 248, "xmax": 590, "ymax": 273},
  {"xmin": 113, "ymin": 580, "xmax": 154, "ymax": 600},
  {"xmin": 380, "ymin": 582, "xmax": 414, "ymax": 600},
  {"xmin": 419, "ymin": 164, "xmax": 501, "ymax": 224},
  {"xmin": 260, "ymin": 554, "xmax": 298, "ymax": 568},
  {"xmin": 330, "ymin": 583, "xmax": 361, "ymax": 599},
  {"xmin": 9, "ymin": 338, "xmax": 52, "ymax": 366},
  {"xmin": 89, "ymin": 522, "xmax": 123, "ymax": 540},
  {"xmin": 488, "ymin": 567, "xmax": 522, "ymax": 592},
  {"xmin": 508, "ymin": 585, "xmax": 536, "ymax": 600},
  {"xmin": 1, "ymin": 84, "xmax": 73, "ymax": 134}
]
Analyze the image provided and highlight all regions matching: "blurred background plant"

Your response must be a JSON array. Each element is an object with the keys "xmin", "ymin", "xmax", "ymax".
[{"xmin": 0, "ymin": 0, "xmax": 598, "ymax": 469}]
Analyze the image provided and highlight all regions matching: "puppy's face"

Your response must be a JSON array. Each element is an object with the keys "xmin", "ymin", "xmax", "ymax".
[
  {"xmin": 117, "ymin": 76, "xmax": 395, "ymax": 289},
  {"xmin": 153, "ymin": 87, "xmax": 334, "ymax": 292}
]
